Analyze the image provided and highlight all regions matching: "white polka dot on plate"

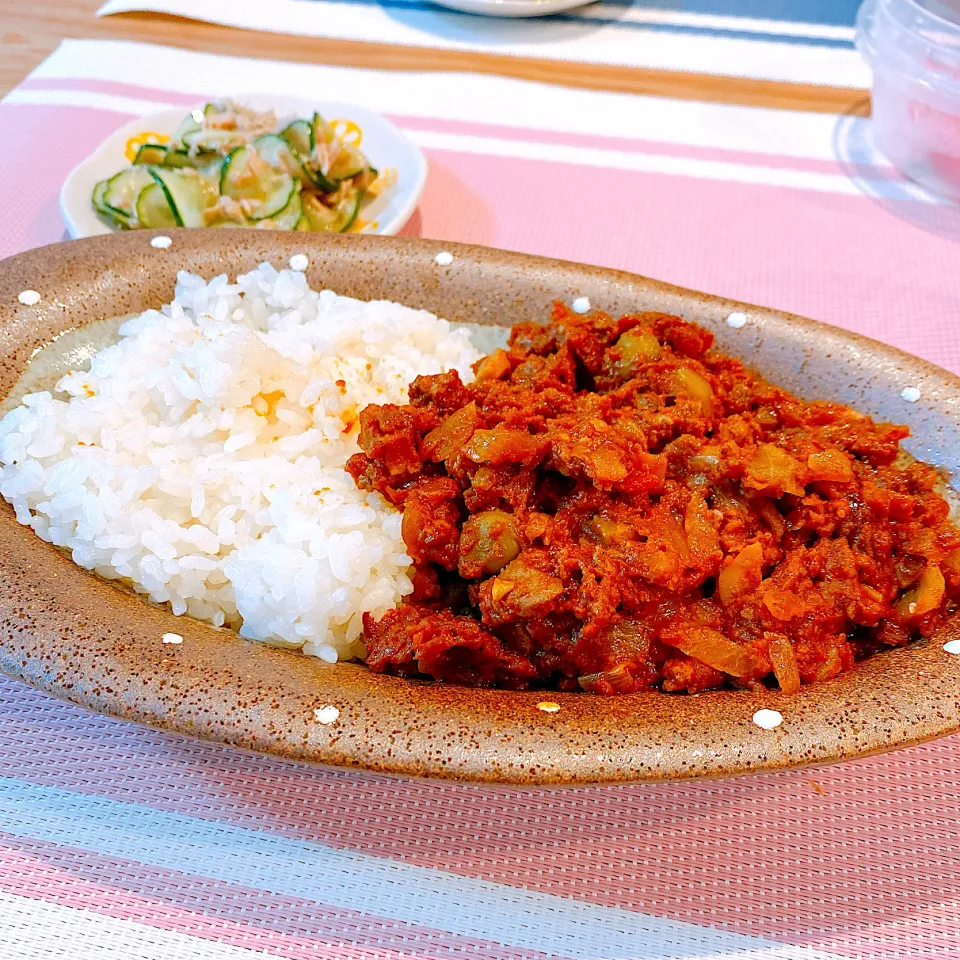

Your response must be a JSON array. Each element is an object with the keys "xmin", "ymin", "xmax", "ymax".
[
  {"xmin": 752, "ymin": 709, "xmax": 783, "ymax": 730},
  {"xmin": 943, "ymin": 639, "xmax": 960, "ymax": 655},
  {"xmin": 150, "ymin": 235, "xmax": 172, "ymax": 250},
  {"xmin": 726, "ymin": 311, "xmax": 748, "ymax": 329},
  {"xmin": 434, "ymin": 251, "xmax": 454, "ymax": 266},
  {"xmin": 900, "ymin": 386, "xmax": 921, "ymax": 403},
  {"xmin": 289, "ymin": 253, "xmax": 309, "ymax": 271},
  {"xmin": 17, "ymin": 290, "xmax": 41, "ymax": 306},
  {"xmin": 161, "ymin": 633, "xmax": 183, "ymax": 645},
  {"xmin": 571, "ymin": 297, "xmax": 590, "ymax": 314},
  {"xmin": 314, "ymin": 705, "xmax": 340, "ymax": 725}
]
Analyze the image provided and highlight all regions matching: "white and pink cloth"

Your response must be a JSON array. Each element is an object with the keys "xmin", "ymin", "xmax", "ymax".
[
  {"xmin": 96, "ymin": 0, "xmax": 870, "ymax": 88},
  {"xmin": 1, "ymin": 37, "xmax": 959, "ymax": 960}
]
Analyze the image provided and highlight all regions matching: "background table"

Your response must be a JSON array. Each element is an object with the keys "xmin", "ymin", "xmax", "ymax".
[
  {"xmin": 0, "ymin": 0, "xmax": 870, "ymax": 110},
  {"xmin": 3, "ymin": 4, "xmax": 960, "ymax": 960}
]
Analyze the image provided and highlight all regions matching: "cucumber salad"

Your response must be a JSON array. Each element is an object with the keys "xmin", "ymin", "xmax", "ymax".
[{"xmin": 91, "ymin": 101, "xmax": 393, "ymax": 233}]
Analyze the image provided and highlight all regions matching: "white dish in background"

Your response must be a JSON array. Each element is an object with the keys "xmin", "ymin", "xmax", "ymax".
[
  {"xmin": 60, "ymin": 95, "xmax": 427, "ymax": 238},
  {"xmin": 431, "ymin": 0, "xmax": 596, "ymax": 16}
]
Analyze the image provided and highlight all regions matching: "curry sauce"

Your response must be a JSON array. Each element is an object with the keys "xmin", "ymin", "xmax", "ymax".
[{"xmin": 348, "ymin": 304, "xmax": 960, "ymax": 694}]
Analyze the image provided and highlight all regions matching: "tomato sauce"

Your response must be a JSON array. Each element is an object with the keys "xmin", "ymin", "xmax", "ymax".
[{"xmin": 347, "ymin": 304, "xmax": 960, "ymax": 694}]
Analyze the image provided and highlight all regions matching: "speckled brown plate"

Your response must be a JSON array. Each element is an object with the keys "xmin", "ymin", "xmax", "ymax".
[{"xmin": 1, "ymin": 230, "xmax": 958, "ymax": 786}]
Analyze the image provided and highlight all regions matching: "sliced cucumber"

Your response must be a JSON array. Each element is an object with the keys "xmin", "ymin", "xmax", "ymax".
[
  {"xmin": 312, "ymin": 112, "xmax": 334, "ymax": 146},
  {"xmin": 350, "ymin": 167, "xmax": 376, "ymax": 192},
  {"xmin": 136, "ymin": 181, "xmax": 179, "ymax": 229},
  {"xmin": 300, "ymin": 113, "xmax": 344, "ymax": 192},
  {"xmin": 169, "ymin": 113, "xmax": 202, "ymax": 151},
  {"xmin": 253, "ymin": 134, "xmax": 300, "ymax": 177},
  {"xmin": 254, "ymin": 178, "xmax": 299, "ymax": 223},
  {"xmin": 104, "ymin": 168, "xmax": 154, "ymax": 219},
  {"xmin": 92, "ymin": 179, "xmax": 111, "ymax": 215},
  {"xmin": 300, "ymin": 162, "xmax": 339, "ymax": 194},
  {"xmin": 94, "ymin": 207, "xmax": 130, "ymax": 230},
  {"xmin": 161, "ymin": 149, "xmax": 193, "ymax": 168},
  {"xmin": 220, "ymin": 146, "xmax": 295, "ymax": 221},
  {"xmin": 92, "ymin": 179, "xmax": 129, "ymax": 228},
  {"xmin": 300, "ymin": 192, "xmax": 340, "ymax": 232},
  {"xmin": 195, "ymin": 157, "xmax": 225, "ymax": 186},
  {"xmin": 355, "ymin": 166, "xmax": 379, "ymax": 191},
  {"xmin": 149, "ymin": 167, "xmax": 216, "ymax": 228},
  {"xmin": 333, "ymin": 190, "xmax": 363, "ymax": 233},
  {"xmin": 180, "ymin": 128, "xmax": 213, "ymax": 152},
  {"xmin": 257, "ymin": 184, "xmax": 302, "ymax": 230},
  {"xmin": 134, "ymin": 143, "xmax": 168, "ymax": 166},
  {"xmin": 219, "ymin": 146, "xmax": 253, "ymax": 196},
  {"xmin": 327, "ymin": 142, "xmax": 367, "ymax": 181},
  {"xmin": 298, "ymin": 191, "xmax": 361, "ymax": 233},
  {"xmin": 281, "ymin": 119, "xmax": 313, "ymax": 159},
  {"xmin": 174, "ymin": 104, "xmax": 237, "ymax": 157}
]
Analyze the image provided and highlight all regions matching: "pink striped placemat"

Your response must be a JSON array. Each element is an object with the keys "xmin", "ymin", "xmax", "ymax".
[{"xmin": 1, "ymin": 37, "xmax": 960, "ymax": 960}]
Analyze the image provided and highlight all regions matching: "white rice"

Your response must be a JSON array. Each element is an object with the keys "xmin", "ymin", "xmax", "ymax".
[{"xmin": 0, "ymin": 263, "xmax": 481, "ymax": 662}]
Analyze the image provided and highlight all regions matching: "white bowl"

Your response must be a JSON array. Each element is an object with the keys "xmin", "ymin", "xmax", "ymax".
[
  {"xmin": 60, "ymin": 95, "xmax": 428, "ymax": 238},
  {"xmin": 431, "ymin": 0, "xmax": 595, "ymax": 16}
]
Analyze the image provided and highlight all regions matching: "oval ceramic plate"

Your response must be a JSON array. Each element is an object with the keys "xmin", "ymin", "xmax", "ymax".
[
  {"xmin": 59, "ymin": 96, "xmax": 427, "ymax": 239},
  {"xmin": 1, "ymin": 231, "xmax": 959, "ymax": 786}
]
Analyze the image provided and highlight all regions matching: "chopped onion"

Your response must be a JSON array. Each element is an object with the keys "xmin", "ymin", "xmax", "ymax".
[
  {"xmin": 718, "ymin": 542, "xmax": 764, "ymax": 606},
  {"xmin": 660, "ymin": 623, "xmax": 759, "ymax": 677},
  {"xmin": 766, "ymin": 633, "xmax": 801, "ymax": 694},
  {"xmin": 897, "ymin": 564, "xmax": 945, "ymax": 618},
  {"xmin": 578, "ymin": 663, "xmax": 635, "ymax": 693}
]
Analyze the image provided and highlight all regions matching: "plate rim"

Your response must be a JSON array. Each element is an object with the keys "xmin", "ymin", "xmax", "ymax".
[
  {"xmin": 1, "ymin": 230, "xmax": 958, "ymax": 786},
  {"xmin": 58, "ymin": 95, "xmax": 427, "ymax": 240}
]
